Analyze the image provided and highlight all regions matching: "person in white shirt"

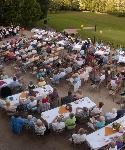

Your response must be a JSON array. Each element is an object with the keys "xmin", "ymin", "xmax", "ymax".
[
  {"xmin": 27, "ymin": 97, "xmax": 37, "ymax": 109},
  {"xmin": 35, "ymin": 119, "xmax": 46, "ymax": 135},
  {"xmin": 105, "ymin": 108, "xmax": 117, "ymax": 121},
  {"xmin": 70, "ymin": 128, "xmax": 86, "ymax": 144},
  {"xmin": 52, "ymin": 116, "xmax": 65, "ymax": 132},
  {"xmin": 90, "ymin": 102, "xmax": 104, "ymax": 116}
]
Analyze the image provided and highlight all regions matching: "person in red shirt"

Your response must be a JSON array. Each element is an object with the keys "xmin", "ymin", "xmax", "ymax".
[{"xmin": 40, "ymin": 95, "xmax": 49, "ymax": 103}]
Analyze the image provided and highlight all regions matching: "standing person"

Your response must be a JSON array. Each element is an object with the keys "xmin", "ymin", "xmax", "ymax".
[
  {"xmin": 28, "ymin": 81, "xmax": 36, "ymax": 96},
  {"xmin": 49, "ymin": 88, "xmax": 59, "ymax": 108},
  {"xmin": 61, "ymin": 91, "xmax": 74, "ymax": 105},
  {"xmin": 73, "ymin": 73, "xmax": 81, "ymax": 92},
  {"xmin": 10, "ymin": 116, "xmax": 24, "ymax": 135}
]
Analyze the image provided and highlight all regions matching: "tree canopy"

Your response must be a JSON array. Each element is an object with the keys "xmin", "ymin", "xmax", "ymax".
[
  {"xmin": 0, "ymin": 0, "xmax": 48, "ymax": 27},
  {"xmin": 49, "ymin": 0, "xmax": 125, "ymax": 16}
]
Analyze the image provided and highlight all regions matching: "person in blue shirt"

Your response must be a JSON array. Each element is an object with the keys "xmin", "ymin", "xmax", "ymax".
[{"xmin": 10, "ymin": 116, "xmax": 24, "ymax": 135}]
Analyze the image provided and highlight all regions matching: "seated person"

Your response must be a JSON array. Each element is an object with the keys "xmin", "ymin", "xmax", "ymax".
[
  {"xmin": 8, "ymin": 76, "xmax": 22, "ymax": 90},
  {"xmin": 70, "ymin": 128, "xmax": 87, "ymax": 144},
  {"xmin": 37, "ymin": 99, "xmax": 50, "ymax": 113},
  {"xmin": 16, "ymin": 102, "xmax": 26, "ymax": 113},
  {"xmin": 24, "ymin": 115, "xmax": 37, "ymax": 127},
  {"xmin": 27, "ymin": 97, "xmax": 37, "ymax": 111},
  {"xmin": 28, "ymin": 81, "xmax": 35, "ymax": 91},
  {"xmin": 114, "ymin": 136, "xmax": 124, "ymax": 149},
  {"xmin": 76, "ymin": 107, "xmax": 89, "ymax": 120},
  {"xmin": 116, "ymin": 109, "xmax": 125, "ymax": 120},
  {"xmin": 65, "ymin": 113, "xmax": 76, "ymax": 130},
  {"xmin": 51, "ymin": 74, "xmax": 60, "ymax": 84},
  {"xmin": 10, "ymin": 115, "xmax": 25, "ymax": 135},
  {"xmin": 90, "ymin": 102, "xmax": 104, "ymax": 117},
  {"xmin": 88, "ymin": 115, "xmax": 105, "ymax": 130},
  {"xmin": 40, "ymin": 95, "xmax": 49, "ymax": 103},
  {"xmin": 107, "ymin": 78, "xmax": 118, "ymax": 91},
  {"xmin": 61, "ymin": 91, "xmax": 74, "ymax": 105},
  {"xmin": 64, "ymin": 66, "xmax": 72, "ymax": 74},
  {"xmin": 3, "ymin": 101, "xmax": 16, "ymax": 113},
  {"xmin": 38, "ymin": 77, "xmax": 46, "ymax": 87},
  {"xmin": 37, "ymin": 69, "xmax": 46, "ymax": 79},
  {"xmin": 52, "ymin": 116, "xmax": 65, "ymax": 132},
  {"xmin": 35, "ymin": 119, "xmax": 46, "ymax": 135},
  {"xmin": 106, "ymin": 141, "xmax": 117, "ymax": 150},
  {"xmin": 105, "ymin": 108, "xmax": 117, "ymax": 121}
]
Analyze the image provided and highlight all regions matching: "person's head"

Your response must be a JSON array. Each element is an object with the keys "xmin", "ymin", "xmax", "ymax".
[
  {"xmin": 36, "ymin": 119, "xmax": 43, "ymax": 126},
  {"xmin": 109, "ymin": 141, "xmax": 116, "ymax": 148},
  {"xmin": 69, "ymin": 113, "xmax": 74, "ymax": 119},
  {"xmin": 13, "ymin": 76, "xmax": 17, "ymax": 81},
  {"xmin": 78, "ymin": 128, "xmax": 85, "ymax": 135},
  {"xmin": 112, "ymin": 108, "xmax": 117, "ymax": 114},
  {"xmin": 27, "ymin": 115, "xmax": 33, "ymax": 120},
  {"xmin": 68, "ymin": 91, "xmax": 72, "ymax": 96},
  {"xmin": 98, "ymin": 102, "xmax": 104, "ymax": 108},
  {"xmin": 99, "ymin": 115, "xmax": 105, "ymax": 122},
  {"xmin": 29, "ymin": 81, "xmax": 33, "ymax": 85}
]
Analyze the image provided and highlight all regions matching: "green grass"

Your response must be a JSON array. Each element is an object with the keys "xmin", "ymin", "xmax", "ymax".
[{"xmin": 47, "ymin": 11, "xmax": 125, "ymax": 47}]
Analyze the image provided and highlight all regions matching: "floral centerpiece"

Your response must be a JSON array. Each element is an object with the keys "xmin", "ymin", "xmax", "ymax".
[{"xmin": 112, "ymin": 122, "xmax": 121, "ymax": 131}]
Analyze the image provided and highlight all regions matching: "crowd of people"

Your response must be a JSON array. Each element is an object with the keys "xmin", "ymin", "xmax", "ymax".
[
  {"xmin": 0, "ymin": 27, "xmax": 125, "ymax": 150},
  {"xmin": 0, "ymin": 25, "xmax": 20, "ymax": 40}
]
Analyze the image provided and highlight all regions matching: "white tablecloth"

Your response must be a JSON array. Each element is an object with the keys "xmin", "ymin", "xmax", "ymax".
[
  {"xmin": 95, "ymin": 50, "xmax": 110, "ymax": 56},
  {"xmin": 6, "ymin": 85, "xmax": 53, "ymax": 106},
  {"xmin": 0, "ymin": 78, "xmax": 13, "ymax": 88},
  {"xmin": 57, "ymin": 40, "xmax": 66, "ymax": 46},
  {"xmin": 72, "ymin": 44, "xmax": 82, "ymax": 51},
  {"xmin": 118, "ymin": 55, "xmax": 125, "ymax": 63},
  {"xmin": 41, "ymin": 97, "xmax": 96, "ymax": 125},
  {"xmin": 85, "ymin": 116, "xmax": 125, "ymax": 150}
]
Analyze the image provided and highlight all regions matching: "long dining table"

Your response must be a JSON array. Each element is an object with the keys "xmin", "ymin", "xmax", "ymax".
[
  {"xmin": 85, "ymin": 116, "xmax": 125, "ymax": 150},
  {"xmin": 6, "ymin": 85, "xmax": 53, "ymax": 107},
  {"xmin": 41, "ymin": 97, "xmax": 96, "ymax": 127}
]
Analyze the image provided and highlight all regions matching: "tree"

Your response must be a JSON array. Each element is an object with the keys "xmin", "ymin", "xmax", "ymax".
[
  {"xmin": 0, "ymin": 0, "xmax": 42, "ymax": 27},
  {"xmin": 37, "ymin": 0, "xmax": 49, "ymax": 18},
  {"xmin": 19, "ymin": 0, "xmax": 41, "ymax": 27}
]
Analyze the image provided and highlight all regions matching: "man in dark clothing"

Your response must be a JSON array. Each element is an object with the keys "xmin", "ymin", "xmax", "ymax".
[
  {"xmin": 116, "ymin": 109, "xmax": 125, "ymax": 120},
  {"xmin": 61, "ymin": 91, "xmax": 75, "ymax": 105}
]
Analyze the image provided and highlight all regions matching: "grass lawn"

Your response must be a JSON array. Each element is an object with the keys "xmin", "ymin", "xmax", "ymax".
[{"xmin": 47, "ymin": 11, "xmax": 125, "ymax": 47}]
